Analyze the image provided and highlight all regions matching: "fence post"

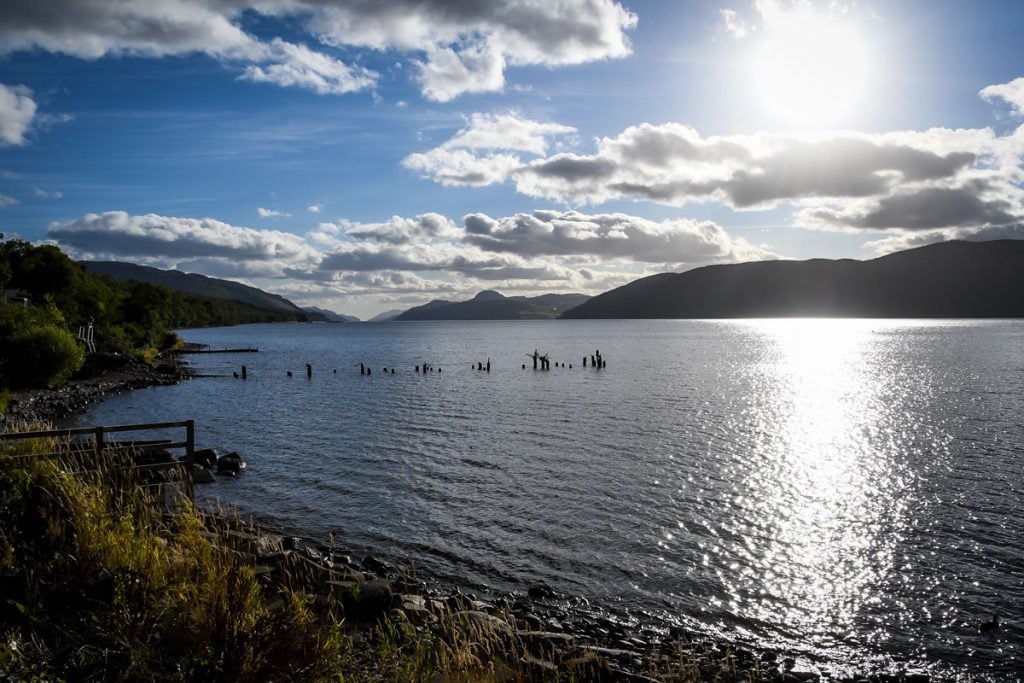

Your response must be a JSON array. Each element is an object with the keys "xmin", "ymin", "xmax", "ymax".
[
  {"xmin": 185, "ymin": 420, "xmax": 195, "ymax": 502},
  {"xmin": 94, "ymin": 426, "xmax": 105, "ymax": 458}
]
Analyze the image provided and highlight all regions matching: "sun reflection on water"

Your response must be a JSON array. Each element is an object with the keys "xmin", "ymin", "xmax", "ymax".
[{"xmin": 724, "ymin": 320, "xmax": 917, "ymax": 651}]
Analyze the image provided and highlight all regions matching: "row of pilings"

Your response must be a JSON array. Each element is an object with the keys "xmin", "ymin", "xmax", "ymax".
[{"xmin": 229, "ymin": 350, "xmax": 607, "ymax": 379}]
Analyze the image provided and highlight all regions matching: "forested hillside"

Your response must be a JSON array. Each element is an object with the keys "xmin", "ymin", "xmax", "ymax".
[{"xmin": 0, "ymin": 237, "xmax": 305, "ymax": 391}]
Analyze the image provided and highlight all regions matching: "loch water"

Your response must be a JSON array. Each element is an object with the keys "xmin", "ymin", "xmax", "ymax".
[{"xmin": 70, "ymin": 319, "xmax": 1024, "ymax": 679}]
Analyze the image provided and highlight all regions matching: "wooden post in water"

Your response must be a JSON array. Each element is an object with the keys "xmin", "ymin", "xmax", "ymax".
[
  {"xmin": 306, "ymin": 363, "xmax": 312, "ymax": 379},
  {"xmin": 486, "ymin": 359, "xmax": 490, "ymax": 372},
  {"xmin": 360, "ymin": 363, "xmax": 365, "ymax": 375},
  {"xmin": 241, "ymin": 365, "xmax": 247, "ymax": 379},
  {"xmin": 583, "ymin": 356, "xmax": 587, "ymax": 367}
]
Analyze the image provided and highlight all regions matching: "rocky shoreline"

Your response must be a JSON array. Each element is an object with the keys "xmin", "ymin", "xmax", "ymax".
[
  {"xmin": 1, "ymin": 352, "xmax": 188, "ymax": 425},
  {"xmin": 211, "ymin": 516, "xmax": 934, "ymax": 683}
]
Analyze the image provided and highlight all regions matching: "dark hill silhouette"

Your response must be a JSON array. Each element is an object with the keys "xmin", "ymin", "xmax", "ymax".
[
  {"xmin": 561, "ymin": 240, "xmax": 1024, "ymax": 319},
  {"xmin": 82, "ymin": 261, "xmax": 320, "ymax": 320},
  {"xmin": 302, "ymin": 306, "xmax": 359, "ymax": 322},
  {"xmin": 396, "ymin": 291, "xmax": 590, "ymax": 321}
]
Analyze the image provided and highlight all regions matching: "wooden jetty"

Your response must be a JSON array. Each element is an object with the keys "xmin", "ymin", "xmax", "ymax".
[{"xmin": 170, "ymin": 345, "xmax": 259, "ymax": 354}]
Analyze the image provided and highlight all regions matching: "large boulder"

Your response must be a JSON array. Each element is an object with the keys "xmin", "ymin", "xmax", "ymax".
[
  {"xmin": 193, "ymin": 447, "xmax": 223, "ymax": 468},
  {"xmin": 216, "ymin": 451, "xmax": 246, "ymax": 475}
]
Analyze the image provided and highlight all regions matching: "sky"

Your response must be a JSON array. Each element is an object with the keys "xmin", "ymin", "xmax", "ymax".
[{"xmin": 0, "ymin": 0, "xmax": 1022, "ymax": 319}]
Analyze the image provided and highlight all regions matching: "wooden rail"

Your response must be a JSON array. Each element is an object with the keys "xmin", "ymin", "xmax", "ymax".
[{"xmin": 0, "ymin": 420, "xmax": 196, "ymax": 507}]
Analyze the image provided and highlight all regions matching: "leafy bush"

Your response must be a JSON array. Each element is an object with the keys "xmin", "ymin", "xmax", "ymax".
[{"xmin": 0, "ymin": 305, "xmax": 85, "ymax": 389}]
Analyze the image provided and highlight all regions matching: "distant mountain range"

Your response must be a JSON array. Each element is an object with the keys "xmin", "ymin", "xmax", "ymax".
[
  {"xmin": 301, "ymin": 306, "xmax": 360, "ymax": 323},
  {"xmin": 395, "ymin": 290, "xmax": 591, "ymax": 321},
  {"xmin": 82, "ymin": 261, "xmax": 320, "ymax": 321},
  {"xmin": 562, "ymin": 240, "xmax": 1024, "ymax": 319},
  {"xmin": 367, "ymin": 309, "xmax": 404, "ymax": 322}
]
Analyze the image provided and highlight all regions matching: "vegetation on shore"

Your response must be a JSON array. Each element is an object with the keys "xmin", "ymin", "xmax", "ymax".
[{"xmin": 0, "ymin": 236, "xmax": 306, "ymax": 395}]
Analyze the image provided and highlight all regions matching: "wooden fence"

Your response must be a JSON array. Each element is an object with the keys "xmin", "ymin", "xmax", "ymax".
[{"xmin": 0, "ymin": 420, "xmax": 196, "ymax": 509}]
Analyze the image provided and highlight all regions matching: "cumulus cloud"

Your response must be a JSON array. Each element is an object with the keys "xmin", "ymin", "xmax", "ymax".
[
  {"xmin": 979, "ymin": 77, "xmax": 1024, "ymax": 117},
  {"xmin": 514, "ymin": 124, "xmax": 982, "ymax": 207},
  {"xmin": 463, "ymin": 209, "xmax": 775, "ymax": 264},
  {"xmin": 0, "ymin": 0, "xmax": 637, "ymax": 100},
  {"xmin": 48, "ymin": 211, "xmax": 319, "ymax": 276},
  {"xmin": 257, "ymin": 207, "xmax": 291, "ymax": 218},
  {"xmin": 799, "ymin": 179, "xmax": 1022, "ymax": 231},
  {"xmin": 403, "ymin": 112, "xmax": 576, "ymax": 185},
  {"xmin": 337, "ymin": 213, "xmax": 461, "ymax": 245},
  {"xmin": 307, "ymin": 204, "xmax": 322, "ymax": 214},
  {"xmin": 0, "ymin": 83, "xmax": 37, "ymax": 146}
]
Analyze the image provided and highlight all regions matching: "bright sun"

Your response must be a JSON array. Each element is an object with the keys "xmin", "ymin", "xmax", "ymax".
[{"xmin": 753, "ymin": 12, "xmax": 869, "ymax": 128}]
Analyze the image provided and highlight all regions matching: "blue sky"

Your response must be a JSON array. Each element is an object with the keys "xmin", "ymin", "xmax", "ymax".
[{"xmin": 1, "ymin": 0, "xmax": 1022, "ymax": 318}]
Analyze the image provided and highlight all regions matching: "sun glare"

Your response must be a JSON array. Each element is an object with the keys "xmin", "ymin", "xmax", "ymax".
[{"xmin": 753, "ymin": 12, "xmax": 869, "ymax": 128}]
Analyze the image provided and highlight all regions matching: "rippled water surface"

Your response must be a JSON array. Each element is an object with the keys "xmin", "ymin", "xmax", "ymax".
[{"xmin": 72, "ymin": 319, "xmax": 1024, "ymax": 679}]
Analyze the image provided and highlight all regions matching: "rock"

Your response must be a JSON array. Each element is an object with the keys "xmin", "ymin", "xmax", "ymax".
[
  {"xmin": 350, "ymin": 579, "xmax": 393, "ymax": 621},
  {"xmin": 396, "ymin": 594, "xmax": 426, "ymax": 611},
  {"xmin": 398, "ymin": 595, "xmax": 431, "ymax": 624},
  {"xmin": 790, "ymin": 672, "xmax": 819, "ymax": 682},
  {"xmin": 216, "ymin": 451, "xmax": 246, "ymax": 474},
  {"xmin": 528, "ymin": 583, "xmax": 559, "ymax": 599},
  {"xmin": 192, "ymin": 465, "xmax": 215, "ymax": 484},
  {"xmin": 193, "ymin": 447, "xmax": 222, "ymax": 468},
  {"xmin": 783, "ymin": 657, "xmax": 796, "ymax": 672},
  {"xmin": 362, "ymin": 555, "xmax": 390, "ymax": 574}
]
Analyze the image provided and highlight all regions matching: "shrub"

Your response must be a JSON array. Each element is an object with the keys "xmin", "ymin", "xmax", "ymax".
[{"xmin": 0, "ymin": 306, "xmax": 85, "ymax": 389}]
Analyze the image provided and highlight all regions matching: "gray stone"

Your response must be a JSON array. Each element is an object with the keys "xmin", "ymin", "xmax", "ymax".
[
  {"xmin": 216, "ymin": 451, "xmax": 246, "ymax": 474},
  {"xmin": 192, "ymin": 465, "xmax": 215, "ymax": 484}
]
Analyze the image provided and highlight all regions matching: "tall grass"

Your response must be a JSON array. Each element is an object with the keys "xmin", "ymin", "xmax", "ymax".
[{"xmin": 0, "ymin": 423, "xmax": 341, "ymax": 681}]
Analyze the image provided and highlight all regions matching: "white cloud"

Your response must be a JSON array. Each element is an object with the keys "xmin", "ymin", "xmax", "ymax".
[
  {"xmin": 0, "ymin": 0, "xmax": 637, "ymax": 101},
  {"xmin": 416, "ymin": 43, "xmax": 505, "ymax": 102},
  {"xmin": 444, "ymin": 113, "xmax": 576, "ymax": 155},
  {"xmin": 720, "ymin": 9, "xmax": 750, "ymax": 38},
  {"xmin": 403, "ymin": 148, "xmax": 524, "ymax": 187},
  {"xmin": 403, "ymin": 111, "xmax": 576, "ymax": 185},
  {"xmin": 257, "ymin": 207, "xmax": 290, "ymax": 218},
  {"xmin": 980, "ymin": 77, "xmax": 1024, "ymax": 117},
  {"xmin": 242, "ymin": 39, "xmax": 377, "ymax": 95},
  {"xmin": 307, "ymin": 204, "xmax": 322, "ymax": 214},
  {"xmin": 0, "ymin": 83, "xmax": 37, "ymax": 146},
  {"xmin": 32, "ymin": 187, "xmax": 62, "ymax": 199},
  {"xmin": 462, "ymin": 209, "xmax": 776, "ymax": 264},
  {"xmin": 0, "ymin": 193, "xmax": 18, "ymax": 207},
  {"xmin": 335, "ymin": 213, "xmax": 462, "ymax": 245},
  {"xmin": 48, "ymin": 211, "xmax": 319, "ymax": 277}
]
